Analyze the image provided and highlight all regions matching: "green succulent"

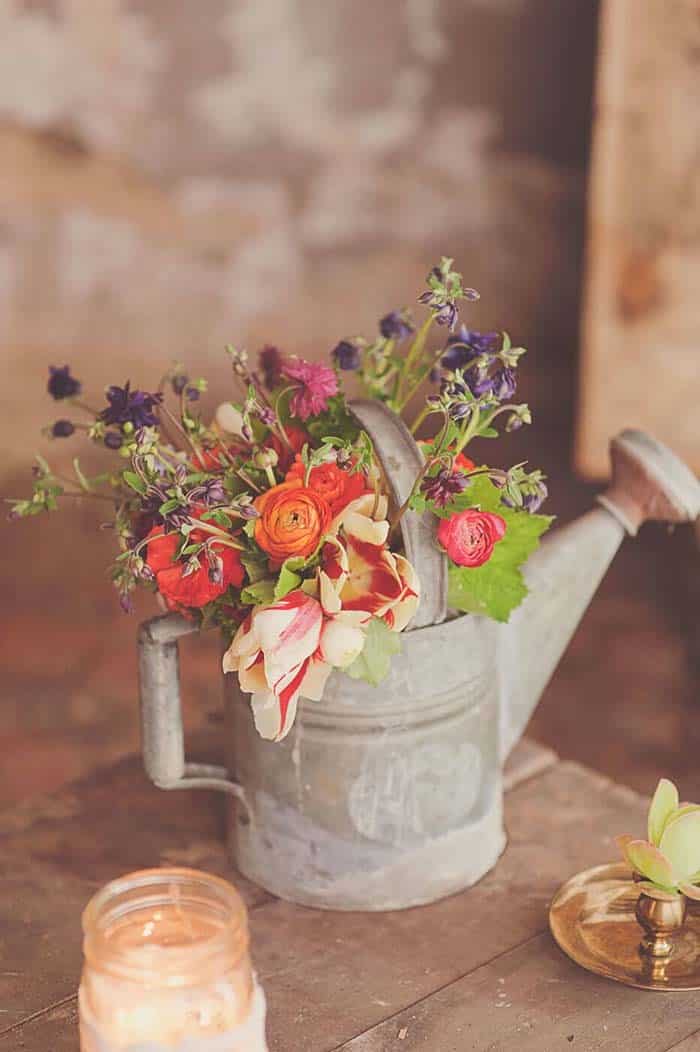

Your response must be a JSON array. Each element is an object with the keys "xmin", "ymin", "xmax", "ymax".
[{"xmin": 617, "ymin": 778, "xmax": 700, "ymax": 901}]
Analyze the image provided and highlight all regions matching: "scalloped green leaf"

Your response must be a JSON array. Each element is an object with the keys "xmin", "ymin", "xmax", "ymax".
[
  {"xmin": 648, "ymin": 778, "xmax": 679, "ymax": 846},
  {"xmin": 624, "ymin": 839, "xmax": 676, "ymax": 888},
  {"xmin": 679, "ymin": 882, "xmax": 700, "ymax": 902},
  {"xmin": 659, "ymin": 811, "xmax": 700, "ymax": 882},
  {"xmin": 636, "ymin": 881, "xmax": 681, "ymax": 902}
]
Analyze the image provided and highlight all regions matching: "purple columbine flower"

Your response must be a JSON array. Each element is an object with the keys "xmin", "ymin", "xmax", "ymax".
[
  {"xmin": 185, "ymin": 386, "xmax": 200, "ymax": 401},
  {"xmin": 51, "ymin": 419, "xmax": 75, "ymax": 438},
  {"xmin": 332, "ymin": 340, "xmax": 361, "ymax": 371},
  {"xmin": 171, "ymin": 373, "xmax": 189, "ymax": 395},
  {"xmin": 448, "ymin": 402, "xmax": 471, "ymax": 421},
  {"xmin": 491, "ymin": 366, "xmax": 516, "ymax": 402},
  {"xmin": 464, "ymin": 369, "xmax": 495, "ymax": 398},
  {"xmin": 100, "ymin": 382, "xmax": 163, "ymax": 429},
  {"xmin": 379, "ymin": 310, "xmax": 414, "ymax": 341},
  {"xmin": 104, "ymin": 432, "xmax": 123, "ymax": 450},
  {"xmin": 421, "ymin": 468, "xmax": 471, "ymax": 508},
  {"xmin": 48, "ymin": 365, "xmax": 81, "ymax": 400},
  {"xmin": 523, "ymin": 480, "xmax": 548, "ymax": 513},
  {"xmin": 441, "ymin": 328, "xmax": 500, "ymax": 372},
  {"xmin": 258, "ymin": 406, "xmax": 277, "ymax": 427},
  {"xmin": 434, "ymin": 302, "xmax": 458, "ymax": 329}
]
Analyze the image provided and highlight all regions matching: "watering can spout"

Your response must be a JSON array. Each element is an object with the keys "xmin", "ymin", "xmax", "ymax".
[{"xmin": 499, "ymin": 430, "xmax": 700, "ymax": 760}]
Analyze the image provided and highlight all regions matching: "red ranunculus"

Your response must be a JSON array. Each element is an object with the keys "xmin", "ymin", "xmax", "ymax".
[
  {"xmin": 145, "ymin": 513, "xmax": 245, "ymax": 612},
  {"xmin": 192, "ymin": 441, "xmax": 246, "ymax": 472},
  {"xmin": 285, "ymin": 455, "xmax": 371, "ymax": 517},
  {"xmin": 437, "ymin": 509, "xmax": 506, "ymax": 568},
  {"xmin": 264, "ymin": 425, "xmax": 310, "ymax": 473}
]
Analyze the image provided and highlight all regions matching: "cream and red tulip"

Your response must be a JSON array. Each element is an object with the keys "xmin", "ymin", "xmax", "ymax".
[{"xmin": 222, "ymin": 494, "xmax": 420, "ymax": 740}]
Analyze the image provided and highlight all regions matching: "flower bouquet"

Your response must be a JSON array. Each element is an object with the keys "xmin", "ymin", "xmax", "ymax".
[{"xmin": 10, "ymin": 258, "xmax": 552, "ymax": 743}]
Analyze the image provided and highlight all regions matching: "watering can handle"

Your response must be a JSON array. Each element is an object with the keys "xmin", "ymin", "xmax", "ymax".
[
  {"xmin": 350, "ymin": 399, "xmax": 448, "ymax": 628},
  {"xmin": 137, "ymin": 613, "xmax": 249, "ymax": 809}
]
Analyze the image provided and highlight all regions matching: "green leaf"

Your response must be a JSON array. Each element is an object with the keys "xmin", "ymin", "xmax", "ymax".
[
  {"xmin": 240, "ymin": 578, "xmax": 276, "ymax": 606},
  {"xmin": 159, "ymin": 498, "xmax": 182, "ymax": 515},
  {"xmin": 660, "ymin": 811, "xmax": 700, "ymax": 882},
  {"xmin": 445, "ymin": 473, "xmax": 553, "ymax": 622},
  {"xmin": 345, "ymin": 618, "xmax": 401, "ymax": 687},
  {"xmin": 241, "ymin": 551, "xmax": 269, "ymax": 584},
  {"xmin": 123, "ymin": 471, "xmax": 147, "ymax": 495},
  {"xmin": 274, "ymin": 556, "xmax": 307, "ymax": 600},
  {"xmin": 648, "ymin": 778, "xmax": 680, "ymax": 846}
]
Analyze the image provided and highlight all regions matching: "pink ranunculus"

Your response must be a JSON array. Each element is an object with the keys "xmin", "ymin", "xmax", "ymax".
[
  {"xmin": 281, "ymin": 358, "xmax": 339, "ymax": 421},
  {"xmin": 222, "ymin": 590, "xmax": 324, "ymax": 741},
  {"xmin": 437, "ymin": 509, "xmax": 506, "ymax": 568}
]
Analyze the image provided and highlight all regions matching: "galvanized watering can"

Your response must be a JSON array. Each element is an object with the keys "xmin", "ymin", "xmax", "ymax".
[{"xmin": 138, "ymin": 404, "xmax": 700, "ymax": 910}]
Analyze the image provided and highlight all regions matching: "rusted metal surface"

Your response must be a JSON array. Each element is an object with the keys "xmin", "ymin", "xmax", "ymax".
[{"xmin": 4, "ymin": 751, "xmax": 700, "ymax": 1051}]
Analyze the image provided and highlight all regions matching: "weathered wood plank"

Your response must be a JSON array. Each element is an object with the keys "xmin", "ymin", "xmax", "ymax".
[
  {"xmin": 337, "ymin": 931, "xmax": 700, "ymax": 1051},
  {"xmin": 0, "ymin": 1000, "xmax": 79, "ymax": 1052},
  {"xmin": 0, "ymin": 758, "xmax": 649, "ymax": 1051},
  {"xmin": 578, "ymin": 0, "xmax": 700, "ymax": 477},
  {"xmin": 0, "ymin": 752, "xmax": 268, "ymax": 902},
  {"xmin": 669, "ymin": 1032, "xmax": 700, "ymax": 1052}
]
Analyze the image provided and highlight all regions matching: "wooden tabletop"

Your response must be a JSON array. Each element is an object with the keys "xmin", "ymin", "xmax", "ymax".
[{"xmin": 1, "ymin": 739, "xmax": 699, "ymax": 1052}]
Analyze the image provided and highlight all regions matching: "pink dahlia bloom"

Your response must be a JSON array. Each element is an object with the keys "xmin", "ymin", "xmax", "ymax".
[{"xmin": 282, "ymin": 358, "xmax": 338, "ymax": 420}]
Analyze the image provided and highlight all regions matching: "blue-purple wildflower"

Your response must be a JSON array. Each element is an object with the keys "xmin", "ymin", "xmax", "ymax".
[
  {"xmin": 48, "ymin": 365, "xmax": 81, "ymax": 401},
  {"xmin": 421, "ymin": 468, "xmax": 470, "ymax": 508},
  {"xmin": 332, "ymin": 340, "xmax": 361, "ymax": 371},
  {"xmin": 100, "ymin": 383, "xmax": 163, "ymax": 429}
]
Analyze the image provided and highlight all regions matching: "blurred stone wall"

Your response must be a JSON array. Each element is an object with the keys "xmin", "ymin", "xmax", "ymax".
[{"xmin": 0, "ymin": 0, "xmax": 598, "ymax": 477}]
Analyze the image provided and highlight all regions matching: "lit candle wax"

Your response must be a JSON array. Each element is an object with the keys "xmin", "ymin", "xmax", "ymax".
[{"xmin": 79, "ymin": 868, "xmax": 268, "ymax": 1052}]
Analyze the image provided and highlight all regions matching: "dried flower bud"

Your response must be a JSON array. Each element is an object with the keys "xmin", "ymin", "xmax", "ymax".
[
  {"xmin": 51, "ymin": 419, "xmax": 75, "ymax": 438},
  {"xmin": 254, "ymin": 448, "xmax": 279, "ymax": 470}
]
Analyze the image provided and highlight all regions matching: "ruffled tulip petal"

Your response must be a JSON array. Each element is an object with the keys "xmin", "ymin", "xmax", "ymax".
[
  {"xmin": 659, "ymin": 811, "xmax": 700, "ymax": 882},
  {"xmin": 624, "ymin": 839, "xmax": 677, "ymax": 887},
  {"xmin": 385, "ymin": 554, "xmax": 420, "ymax": 632},
  {"xmin": 320, "ymin": 617, "xmax": 367, "ymax": 668},
  {"xmin": 648, "ymin": 777, "xmax": 680, "ymax": 846},
  {"xmin": 251, "ymin": 687, "xmax": 299, "ymax": 742},
  {"xmin": 319, "ymin": 570, "xmax": 343, "ymax": 616},
  {"xmin": 237, "ymin": 652, "xmax": 268, "ymax": 695},
  {"xmin": 253, "ymin": 591, "xmax": 323, "ymax": 689},
  {"xmin": 299, "ymin": 656, "xmax": 333, "ymax": 701},
  {"xmin": 344, "ymin": 509, "xmax": 390, "ymax": 546}
]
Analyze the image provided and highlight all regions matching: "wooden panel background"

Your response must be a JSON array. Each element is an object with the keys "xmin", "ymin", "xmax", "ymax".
[{"xmin": 578, "ymin": 0, "xmax": 700, "ymax": 478}]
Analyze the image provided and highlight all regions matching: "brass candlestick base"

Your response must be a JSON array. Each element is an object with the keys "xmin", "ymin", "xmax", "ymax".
[{"xmin": 549, "ymin": 862, "xmax": 700, "ymax": 990}]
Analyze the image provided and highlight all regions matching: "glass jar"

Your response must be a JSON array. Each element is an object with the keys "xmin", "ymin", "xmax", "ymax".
[{"xmin": 79, "ymin": 867, "xmax": 268, "ymax": 1052}]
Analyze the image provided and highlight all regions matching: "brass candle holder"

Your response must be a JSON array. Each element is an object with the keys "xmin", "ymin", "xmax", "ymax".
[
  {"xmin": 551, "ymin": 777, "xmax": 700, "ymax": 989},
  {"xmin": 550, "ymin": 862, "xmax": 700, "ymax": 990}
]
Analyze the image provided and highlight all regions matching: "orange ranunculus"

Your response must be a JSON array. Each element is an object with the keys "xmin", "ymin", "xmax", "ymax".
[
  {"xmin": 285, "ymin": 456, "xmax": 371, "ymax": 517},
  {"xmin": 254, "ymin": 479, "xmax": 332, "ymax": 563}
]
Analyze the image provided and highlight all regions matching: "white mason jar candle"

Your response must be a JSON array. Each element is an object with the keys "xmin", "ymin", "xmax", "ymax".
[{"xmin": 79, "ymin": 867, "xmax": 268, "ymax": 1052}]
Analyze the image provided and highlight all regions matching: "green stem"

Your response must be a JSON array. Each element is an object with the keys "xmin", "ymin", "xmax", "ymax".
[
  {"xmin": 393, "ymin": 316, "xmax": 433, "ymax": 409},
  {"xmin": 409, "ymin": 404, "xmax": 437, "ymax": 436},
  {"xmin": 390, "ymin": 410, "xmax": 449, "ymax": 534},
  {"xmin": 398, "ymin": 344, "xmax": 443, "ymax": 412}
]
